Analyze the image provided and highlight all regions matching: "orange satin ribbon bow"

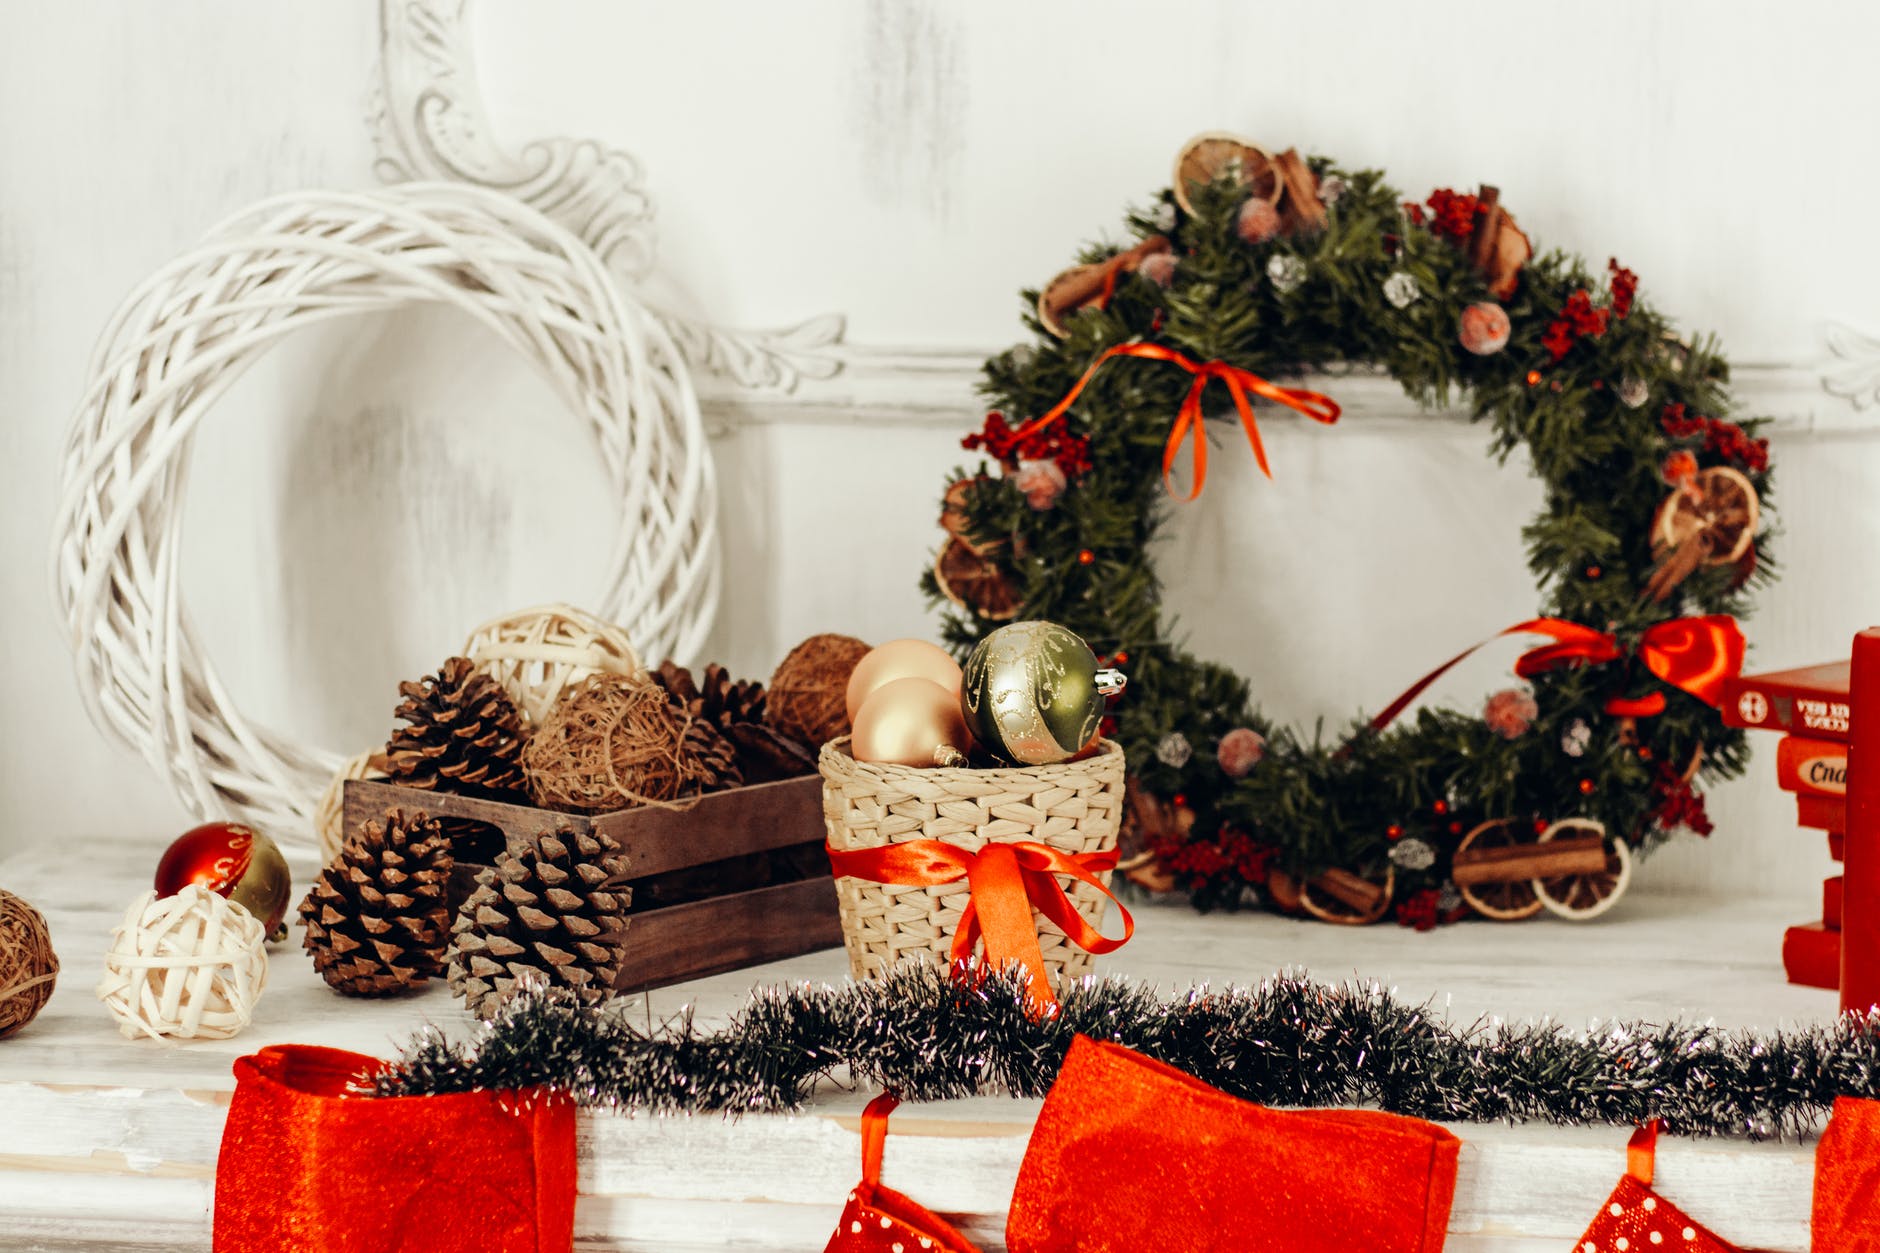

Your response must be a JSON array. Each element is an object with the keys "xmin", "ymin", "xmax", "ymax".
[
  {"xmin": 1367, "ymin": 614, "xmax": 1746, "ymax": 732},
  {"xmin": 825, "ymin": 839, "xmax": 1134, "ymax": 1012},
  {"xmin": 1012, "ymin": 342, "xmax": 1341, "ymax": 500}
]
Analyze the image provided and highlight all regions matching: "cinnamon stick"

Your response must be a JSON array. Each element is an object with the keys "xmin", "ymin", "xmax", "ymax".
[
  {"xmin": 1273, "ymin": 149, "xmax": 1325, "ymax": 234},
  {"xmin": 1042, "ymin": 235, "xmax": 1172, "ymax": 318},
  {"xmin": 1468, "ymin": 185, "xmax": 1502, "ymax": 274},
  {"xmin": 1309, "ymin": 867, "xmax": 1386, "ymax": 914},
  {"xmin": 1450, "ymin": 834, "xmax": 1608, "ymax": 886}
]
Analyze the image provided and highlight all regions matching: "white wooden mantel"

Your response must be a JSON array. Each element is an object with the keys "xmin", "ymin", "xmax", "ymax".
[{"xmin": 0, "ymin": 833, "xmax": 1836, "ymax": 1252}]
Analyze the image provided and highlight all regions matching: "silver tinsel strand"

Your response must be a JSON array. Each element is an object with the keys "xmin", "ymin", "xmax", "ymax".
[{"xmin": 375, "ymin": 966, "xmax": 1880, "ymax": 1139}]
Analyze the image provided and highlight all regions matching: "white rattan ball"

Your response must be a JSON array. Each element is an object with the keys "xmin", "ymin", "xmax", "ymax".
[
  {"xmin": 463, "ymin": 602, "xmax": 646, "ymax": 726},
  {"xmin": 51, "ymin": 183, "xmax": 721, "ymax": 851},
  {"xmin": 314, "ymin": 748, "xmax": 387, "ymax": 865},
  {"xmin": 97, "ymin": 884, "xmax": 269, "ymax": 1042}
]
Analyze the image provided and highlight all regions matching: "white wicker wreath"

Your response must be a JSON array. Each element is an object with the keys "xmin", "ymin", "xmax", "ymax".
[{"xmin": 52, "ymin": 182, "xmax": 720, "ymax": 849}]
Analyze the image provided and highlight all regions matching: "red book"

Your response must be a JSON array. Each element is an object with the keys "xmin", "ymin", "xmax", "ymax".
[
  {"xmin": 1799, "ymin": 795, "xmax": 1848, "ymax": 832},
  {"xmin": 1777, "ymin": 736, "xmax": 1849, "ymax": 797},
  {"xmin": 1844, "ymin": 627, "xmax": 1880, "ymax": 1014},
  {"xmin": 1832, "ymin": 831, "xmax": 1847, "ymax": 863},
  {"xmin": 1827, "ymin": 876, "xmax": 1845, "ymax": 930},
  {"xmin": 1724, "ymin": 661, "xmax": 1851, "ymax": 741},
  {"xmin": 1785, "ymin": 921, "xmax": 1841, "ymax": 990}
]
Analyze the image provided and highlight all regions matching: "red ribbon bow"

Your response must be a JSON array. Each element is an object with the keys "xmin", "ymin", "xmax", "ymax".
[
  {"xmin": 1368, "ymin": 614, "xmax": 1746, "ymax": 732},
  {"xmin": 825, "ymin": 839, "xmax": 1134, "ymax": 1013},
  {"xmin": 1012, "ymin": 343, "xmax": 1341, "ymax": 500}
]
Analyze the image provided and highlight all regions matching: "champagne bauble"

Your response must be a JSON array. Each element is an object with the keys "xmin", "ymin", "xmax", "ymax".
[
  {"xmin": 960, "ymin": 621, "xmax": 1125, "ymax": 765},
  {"xmin": 154, "ymin": 822, "xmax": 293, "ymax": 942},
  {"xmin": 850, "ymin": 676, "xmax": 971, "ymax": 766},
  {"xmin": 845, "ymin": 639, "xmax": 962, "ymax": 722}
]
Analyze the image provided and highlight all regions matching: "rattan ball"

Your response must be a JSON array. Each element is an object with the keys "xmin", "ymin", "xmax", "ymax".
[
  {"xmin": 314, "ymin": 748, "xmax": 387, "ymax": 864},
  {"xmin": 767, "ymin": 633, "xmax": 871, "ymax": 748},
  {"xmin": 97, "ymin": 884, "xmax": 269, "ymax": 1042},
  {"xmin": 523, "ymin": 673, "xmax": 718, "ymax": 812},
  {"xmin": 464, "ymin": 603, "xmax": 645, "ymax": 726},
  {"xmin": 0, "ymin": 891, "xmax": 59, "ymax": 1040}
]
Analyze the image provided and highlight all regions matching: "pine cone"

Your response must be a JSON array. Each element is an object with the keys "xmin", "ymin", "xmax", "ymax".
[
  {"xmin": 678, "ymin": 708, "xmax": 743, "ymax": 793},
  {"xmin": 299, "ymin": 810, "xmax": 453, "ymax": 996},
  {"xmin": 653, "ymin": 661, "xmax": 811, "ymax": 783},
  {"xmin": 651, "ymin": 660, "xmax": 767, "ymax": 730},
  {"xmin": 386, "ymin": 657, "xmax": 528, "ymax": 799},
  {"xmin": 447, "ymin": 829, "xmax": 631, "ymax": 1019}
]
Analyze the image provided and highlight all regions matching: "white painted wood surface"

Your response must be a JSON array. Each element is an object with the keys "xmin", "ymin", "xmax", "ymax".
[{"xmin": 0, "ymin": 834, "xmax": 1833, "ymax": 1250}]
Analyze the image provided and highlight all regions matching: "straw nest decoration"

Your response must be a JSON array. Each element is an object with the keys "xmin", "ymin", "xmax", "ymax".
[
  {"xmin": 51, "ymin": 182, "xmax": 720, "ymax": 852},
  {"xmin": 820, "ymin": 737, "xmax": 1127, "ymax": 990},
  {"xmin": 464, "ymin": 603, "xmax": 645, "ymax": 726},
  {"xmin": 524, "ymin": 673, "xmax": 721, "ymax": 812},
  {"xmin": 0, "ymin": 890, "xmax": 59, "ymax": 1040},
  {"xmin": 97, "ymin": 884, "xmax": 269, "ymax": 1041},
  {"xmin": 314, "ymin": 749, "xmax": 388, "ymax": 864},
  {"xmin": 767, "ymin": 633, "xmax": 872, "ymax": 748}
]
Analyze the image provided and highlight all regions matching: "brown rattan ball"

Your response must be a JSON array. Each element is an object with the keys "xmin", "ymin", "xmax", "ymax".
[
  {"xmin": 0, "ymin": 890, "xmax": 59, "ymax": 1040},
  {"xmin": 766, "ymin": 633, "xmax": 871, "ymax": 748},
  {"xmin": 524, "ymin": 673, "xmax": 731, "ymax": 812}
]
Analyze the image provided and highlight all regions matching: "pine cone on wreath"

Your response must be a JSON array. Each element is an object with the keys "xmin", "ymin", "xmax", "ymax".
[
  {"xmin": 299, "ymin": 810, "xmax": 453, "ymax": 997},
  {"xmin": 447, "ymin": 829, "xmax": 631, "ymax": 1019},
  {"xmin": 385, "ymin": 656, "xmax": 528, "ymax": 800},
  {"xmin": 652, "ymin": 661, "xmax": 814, "ymax": 783}
]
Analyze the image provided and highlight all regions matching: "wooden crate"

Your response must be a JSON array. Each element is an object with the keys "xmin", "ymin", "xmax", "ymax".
[{"xmin": 342, "ymin": 775, "xmax": 842, "ymax": 991}]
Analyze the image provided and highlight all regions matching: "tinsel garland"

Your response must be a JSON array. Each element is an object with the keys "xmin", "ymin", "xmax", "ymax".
[{"xmin": 380, "ymin": 968, "xmax": 1880, "ymax": 1140}]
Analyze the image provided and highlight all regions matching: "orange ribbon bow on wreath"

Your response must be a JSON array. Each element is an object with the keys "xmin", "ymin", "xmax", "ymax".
[
  {"xmin": 825, "ymin": 839, "xmax": 1134, "ymax": 1013},
  {"xmin": 1011, "ymin": 342, "xmax": 1341, "ymax": 500},
  {"xmin": 1367, "ymin": 614, "xmax": 1746, "ymax": 732}
]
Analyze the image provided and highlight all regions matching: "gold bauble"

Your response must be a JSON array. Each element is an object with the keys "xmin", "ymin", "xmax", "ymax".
[
  {"xmin": 850, "ymin": 677, "xmax": 972, "ymax": 766},
  {"xmin": 232, "ymin": 833, "xmax": 294, "ymax": 944},
  {"xmin": 961, "ymin": 621, "xmax": 1121, "ymax": 766},
  {"xmin": 844, "ymin": 639, "xmax": 963, "ymax": 722}
]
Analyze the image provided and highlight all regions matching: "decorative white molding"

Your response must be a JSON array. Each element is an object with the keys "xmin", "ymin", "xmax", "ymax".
[
  {"xmin": 373, "ymin": 0, "xmax": 845, "ymax": 392},
  {"xmin": 696, "ymin": 348, "xmax": 1874, "ymax": 436},
  {"xmin": 1822, "ymin": 322, "xmax": 1880, "ymax": 411}
]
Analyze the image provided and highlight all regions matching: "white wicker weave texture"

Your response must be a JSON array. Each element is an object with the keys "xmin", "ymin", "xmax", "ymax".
[{"xmin": 51, "ymin": 182, "xmax": 720, "ymax": 850}]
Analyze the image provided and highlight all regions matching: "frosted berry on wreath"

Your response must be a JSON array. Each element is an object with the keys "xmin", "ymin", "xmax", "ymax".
[{"xmin": 924, "ymin": 132, "xmax": 1773, "ymax": 923}]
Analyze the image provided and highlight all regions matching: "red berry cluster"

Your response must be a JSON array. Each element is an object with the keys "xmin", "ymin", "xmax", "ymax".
[
  {"xmin": 1394, "ymin": 888, "xmax": 1445, "ymax": 932},
  {"xmin": 1155, "ymin": 827, "xmax": 1274, "ymax": 886},
  {"xmin": 1607, "ymin": 258, "xmax": 1639, "ymax": 319},
  {"xmin": 1422, "ymin": 188, "xmax": 1483, "ymax": 240},
  {"xmin": 1660, "ymin": 403, "xmax": 1770, "ymax": 474},
  {"xmin": 1649, "ymin": 763, "xmax": 1714, "ymax": 837},
  {"xmin": 1541, "ymin": 290, "xmax": 1611, "ymax": 362},
  {"xmin": 961, "ymin": 411, "xmax": 1094, "ymax": 479}
]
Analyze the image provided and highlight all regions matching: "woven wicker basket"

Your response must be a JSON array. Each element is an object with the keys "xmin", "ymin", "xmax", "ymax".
[{"xmin": 820, "ymin": 737, "xmax": 1127, "ymax": 989}]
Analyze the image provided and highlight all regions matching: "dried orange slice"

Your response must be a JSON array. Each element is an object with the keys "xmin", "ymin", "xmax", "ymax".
[
  {"xmin": 1172, "ymin": 132, "xmax": 1279, "ymax": 216},
  {"xmin": 1532, "ymin": 819, "xmax": 1633, "ymax": 920},
  {"xmin": 1653, "ymin": 466, "xmax": 1758, "ymax": 565},
  {"xmin": 1451, "ymin": 819, "xmax": 1545, "ymax": 920},
  {"xmin": 933, "ymin": 536, "xmax": 1022, "ymax": 621}
]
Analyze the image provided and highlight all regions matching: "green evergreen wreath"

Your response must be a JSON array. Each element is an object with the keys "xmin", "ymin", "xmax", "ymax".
[{"xmin": 922, "ymin": 139, "xmax": 1775, "ymax": 923}]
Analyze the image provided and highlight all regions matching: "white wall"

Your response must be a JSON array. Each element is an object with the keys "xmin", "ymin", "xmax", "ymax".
[{"xmin": 5, "ymin": 1, "xmax": 1880, "ymax": 914}]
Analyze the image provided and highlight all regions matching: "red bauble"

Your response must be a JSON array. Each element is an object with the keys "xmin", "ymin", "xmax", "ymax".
[
  {"xmin": 155, "ymin": 822, "xmax": 293, "ymax": 939},
  {"xmin": 1216, "ymin": 727, "xmax": 1267, "ymax": 778},
  {"xmin": 1138, "ymin": 252, "xmax": 1178, "ymax": 288},
  {"xmin": 1235, "ymin": 198, "xmax": 1281, "ymax": 246},
  {"xmin": 1458, "ymin": 302, "xmax": 1511, "ymax": 356}
]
